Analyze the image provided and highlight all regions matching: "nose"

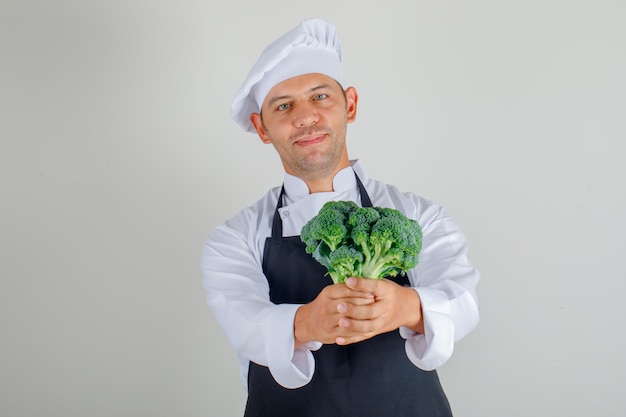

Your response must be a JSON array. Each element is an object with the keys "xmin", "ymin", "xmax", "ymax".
[{"xmin": 293, "ymin": 102, "xmax": 318, "ymax": 127}]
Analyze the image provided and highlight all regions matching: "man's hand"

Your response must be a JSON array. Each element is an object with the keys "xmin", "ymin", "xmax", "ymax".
[{"xmin": 294, "ymin": 277, "xmax": 424, "ymax": 348}]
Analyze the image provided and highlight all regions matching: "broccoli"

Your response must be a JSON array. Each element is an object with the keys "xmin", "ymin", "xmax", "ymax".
[{"xmin": 300, "ymin": 201, "xmax": 423, "ymax": 284}]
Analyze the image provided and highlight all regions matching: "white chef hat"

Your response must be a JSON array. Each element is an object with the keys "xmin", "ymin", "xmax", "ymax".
[{"xmin": 230, "ymin": 18, "xmax": 343, "ymax": 133}]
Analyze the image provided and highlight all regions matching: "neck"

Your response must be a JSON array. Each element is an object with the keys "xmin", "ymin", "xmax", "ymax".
[
  {"xmin": 305, "ymin": 178, "xmax": 336, "ymax": 194},
  {"xmin": 286, "ymin": 164, "xmax": 350, "ymax": 194}
]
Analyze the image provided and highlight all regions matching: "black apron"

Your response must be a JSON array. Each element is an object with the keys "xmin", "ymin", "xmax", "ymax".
[{"xmin": 244, "ymin": 174, "xmax": 453, "ymax": 417}]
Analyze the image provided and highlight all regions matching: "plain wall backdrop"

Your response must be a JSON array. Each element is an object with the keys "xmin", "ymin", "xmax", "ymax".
[{"xmin": 2, "ymin": 1, "xmax": 625, "ymax": 416}]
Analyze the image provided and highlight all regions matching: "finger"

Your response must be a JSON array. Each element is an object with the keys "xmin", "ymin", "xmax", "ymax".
[
  {"xmin": 326, "ymin": 284, "xmax": 375, "ymax": 300},
  {"xmin": 336, "ymin": 298, "xmax": 375, "ymax": 316},
  {"xmin": 339, "ymin": 296, "xmax": 376, "ymax": 307},
  {"xmin": 338, "ymin": 315, "xmax": 379, "ymax": 333},
  {"xmin": 342, "ymin": 303, "xmax": 381, "ymax": 320},
  {"xmin": 345, "ymin": 277, "xmax": 379, "ymax": 294},
  {"xmin": 340, "ymin": 308, "xmax": 392, "ymax": 334},
  {"xmin": 342, "ymin": 290, "xmax": 391, "ymax": 315},
  {"xmin": 336, "ymin": 333, "xmax": 375, "ymax": 345}
]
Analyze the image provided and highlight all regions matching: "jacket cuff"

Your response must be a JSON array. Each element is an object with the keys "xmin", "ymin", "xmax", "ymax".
[
  {"xmin": 399, "ymin": 287, "xmax": 454, "ymax": 371},
  {"xmin": 264, "ymin": 304, "xmax": 317, "ymax": 388}
]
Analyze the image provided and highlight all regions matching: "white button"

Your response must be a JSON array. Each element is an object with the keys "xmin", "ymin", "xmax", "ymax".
[{"xmin": 281, "ymin": 210, "xmax": 290, "ymax": 218}]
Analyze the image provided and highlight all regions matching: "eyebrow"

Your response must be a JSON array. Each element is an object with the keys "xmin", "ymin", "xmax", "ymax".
[{"xmin": 266, "ymin": 84, "xmax": 333, "ymax": 108}]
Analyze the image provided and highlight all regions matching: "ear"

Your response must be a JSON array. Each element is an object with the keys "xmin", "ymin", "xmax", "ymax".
[
  {"xmin": 344, "ymin": 87, "xmax": 358, "ymax": 124},
  {"xmin": 250, "ymin": 113, "xmax": 272, "ymax": 144}
]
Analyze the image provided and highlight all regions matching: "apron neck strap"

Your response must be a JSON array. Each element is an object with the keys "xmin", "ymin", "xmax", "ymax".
[{"xmin": 355, "ymin": 173, "xmax": 373, "ymax": 208}]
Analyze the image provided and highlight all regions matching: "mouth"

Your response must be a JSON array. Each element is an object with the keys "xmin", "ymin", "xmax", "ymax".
[{"xmin": 293, "ymin": 131, "xmax": 328, "ymax": 147}]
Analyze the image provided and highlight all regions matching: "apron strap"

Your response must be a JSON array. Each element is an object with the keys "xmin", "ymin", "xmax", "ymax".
[
  {"xmin": 355, "ymin": 173, "xmax": 373, "ymax": 208},
  {"xmin": 271, "ymin": 186, "xmax": 286, "ymax": 239}
]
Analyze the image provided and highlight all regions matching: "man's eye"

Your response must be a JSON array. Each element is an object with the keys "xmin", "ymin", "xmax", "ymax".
[
  {"xmin": 277, "ymin": 103, "xmax": 291, "ymax": 111},
  {"xmin": 313, "ymin": 94, "xmax": 327, "ymax": 100}
]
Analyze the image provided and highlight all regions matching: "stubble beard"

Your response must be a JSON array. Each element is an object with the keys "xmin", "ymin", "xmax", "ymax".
[{"xmin": 282, "ymin": 128, "xmax": 347, "ymax": 182}]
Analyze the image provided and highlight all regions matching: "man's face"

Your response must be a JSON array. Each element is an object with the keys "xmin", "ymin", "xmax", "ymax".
[{"xmin": 250, "ymin": 73, "xmax": 358, "ymax": 183}]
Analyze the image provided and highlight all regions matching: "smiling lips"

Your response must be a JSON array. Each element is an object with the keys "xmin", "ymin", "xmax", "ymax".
[
  {"xmin": 293, "ymin": 129, "xmax": 330, "ymax": 146},
  {"xmin": 296, "ymin": 134, "xmax": 326, "ymax": 146}
]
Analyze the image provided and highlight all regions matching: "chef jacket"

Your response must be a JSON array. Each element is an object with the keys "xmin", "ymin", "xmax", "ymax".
[{"xmin": 201, "ymin": 159, "xmax": 480, "ymax": 389}]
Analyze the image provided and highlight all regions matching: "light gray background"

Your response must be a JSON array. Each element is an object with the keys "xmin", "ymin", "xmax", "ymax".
[{"xmin": 2, "ymin": 1, "xmax": 625, "ymax": 416}]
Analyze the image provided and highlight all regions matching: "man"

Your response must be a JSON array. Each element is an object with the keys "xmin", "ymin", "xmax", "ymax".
[{"xmin": 202, "ymin": 18, "xmax": 479, "ymax": 417}]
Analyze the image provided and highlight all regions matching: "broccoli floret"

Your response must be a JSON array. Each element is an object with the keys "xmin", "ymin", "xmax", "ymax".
[
  {"xmin": 300, "ymin": 201, "xmax": 359, "ymax": 269},
  {"xmin": 327, "ymin": 245, "xmax": 364, "ymax": 284},
  {"xmin": 300, "ymin": 201, "xmax": 423, "ymax": 284},
  {"xmin": 364, "ymin": 212, "xmax": 422, "ymax": 279}
]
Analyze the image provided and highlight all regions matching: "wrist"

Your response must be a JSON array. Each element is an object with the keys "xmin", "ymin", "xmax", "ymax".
[
  {"xmin": 402, "ymin": 287, "xmax": 425, "ymax": 334},
  {"xmin": 294, "ymin": 304, "xmax": 312, "ymax": 349}
]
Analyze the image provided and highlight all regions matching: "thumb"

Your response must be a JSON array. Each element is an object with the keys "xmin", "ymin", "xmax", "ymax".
[
  {"xmin": 345, "ymin": 277, "xmax": 376, "ymax": 295},
  {"xmin": 345, "ymin": 277, "xmax": 359, "ymax": 288}
]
